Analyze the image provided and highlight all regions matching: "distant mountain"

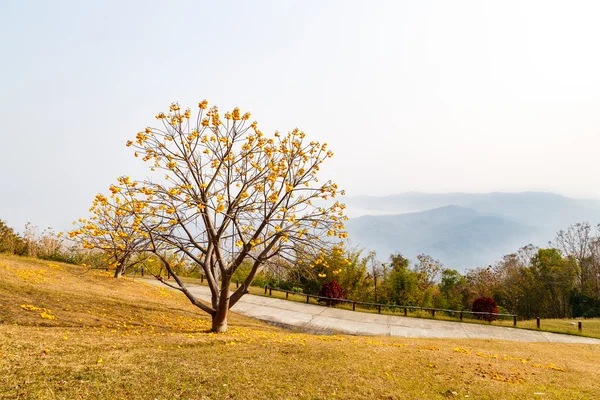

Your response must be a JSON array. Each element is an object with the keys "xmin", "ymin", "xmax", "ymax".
[
  {"xmin": 343, "ymin": 192, "xmax": 600, "ymax": 272},
  {"xmin": 345, "ymin": 192, "xmax": 600, "ymax": 230}
]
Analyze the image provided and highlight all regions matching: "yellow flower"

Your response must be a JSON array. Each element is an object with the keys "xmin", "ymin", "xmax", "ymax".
[
  {"xmin": 215, "ymin": 203, "xmax": 225, "ymax": 213},
  {"xmin": 20, "ymin": 304, "xmax": 41, "ymax": 311},
  {"xmin": 199, "ymin": 99, "xmax": 208, "ymax": 109},
  {"xmin": 40, "ymin": 310, "xmax": 56, "ymax": 320}
]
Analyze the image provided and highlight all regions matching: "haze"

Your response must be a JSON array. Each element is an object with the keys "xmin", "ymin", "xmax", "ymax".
[{"xmin": 1, "ymin": 0, "xmax": 599, "ymax": 232}]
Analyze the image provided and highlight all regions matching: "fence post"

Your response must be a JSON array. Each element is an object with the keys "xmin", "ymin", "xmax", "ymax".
[
  {"xmin": 286, "ymin": 292, "xmax": 289, "ymax": 299},
  {"xmin": 404, "ymin": 307, "xmax": 407, "ymax": 316},
  {"xmin": 236, "ymin": 280, "xmax": 239, "ymax": 288},
  {"xmin": 377, "ymin": 305, "xmax": 381, "ymax": 314},
  {"xmin": 431, "ymin": 309, "xmax": 435, "ymax": 318},
  {"xmin": 306, "ymin": 295, "xmax": 309, "ymax": 304},
  {"xmin": 460, "ymin": 311, "xmax": 463, "ymax": 321},
  {"xmin": 201, "ymin": 275, "xmax": 204, "ymax": 283},
  {"xmin": 513, "ymin": 315, "xmax": 517, "ymax": 327},
  {"xmin": 353, "ymin": 302, "xmax": 356, "ymax": 311},
  {"xmin": 264, "ymin": 286, "xmax": 268, "ymax": 294},
  {"xmin": 141, "ymin": 268, "xmax": 144, "ymax": 277},
  {"xmin": 269, "ymin": 288, "xmax": 272, "ymax": 296},
  {"xmin": 578, "ymin": 321, "xmax": 582, "ymax": 332},
  {"xmin": 536, "ymin": 317, "xmax": 540, "ymax": 329}
]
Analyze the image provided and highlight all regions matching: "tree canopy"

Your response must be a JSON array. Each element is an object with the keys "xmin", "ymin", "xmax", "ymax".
[{"xmin": 72, "ymin": 100, "xmax": 348, "ymax": 332}]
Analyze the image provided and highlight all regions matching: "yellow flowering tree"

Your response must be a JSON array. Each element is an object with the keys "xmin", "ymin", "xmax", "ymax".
[
  {"xmin": 85, "ymin": 100, "xmax": 347, "ymax": 332},
  {"xmin": 69, "ymin": 181, "xmax": 151, "ymax": 278}
]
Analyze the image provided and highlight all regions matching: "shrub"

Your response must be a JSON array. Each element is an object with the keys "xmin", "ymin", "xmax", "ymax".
[
  {"xmin": 472, "ymin": 297, "xmax": 498, "ymax": 322},
  {"xmin": 319, "ymin": 280, "xmax": 345, "ymax": 306},
  {"xmin": 0, "ymin": 220, "xmax": 27, "ymax": 255},
  {"xmin": 570, "ymin": 291, "xmax": 600, "ymax": 318},
  {"xmin": 250, "ymin": 273, "xmax": 270, "ymax": 288}
]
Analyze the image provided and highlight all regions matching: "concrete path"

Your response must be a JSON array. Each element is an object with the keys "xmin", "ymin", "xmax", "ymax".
[{"xmin": 148, "ymin": 280, "xmax": 600, "ymax": 344}]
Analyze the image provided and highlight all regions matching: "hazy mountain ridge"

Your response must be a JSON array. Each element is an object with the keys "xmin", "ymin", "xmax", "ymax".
[{"xmin": 344, "ymin": 192, "xmax": 600, "ymax": 272}]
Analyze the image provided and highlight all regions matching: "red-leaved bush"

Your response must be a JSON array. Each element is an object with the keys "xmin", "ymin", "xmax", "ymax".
[
  {"xmin": 472, "ymin": 297, "xmax": 499, "ymax": 322},
  {"xmin": 319, "ymin": 280, "xmax": 345, "ymax": 306}
]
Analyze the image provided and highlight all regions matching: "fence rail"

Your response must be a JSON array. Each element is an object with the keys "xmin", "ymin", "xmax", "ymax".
[{"xmin": 264, "ymin": 285, "xmax": 519, "ymax": 326}]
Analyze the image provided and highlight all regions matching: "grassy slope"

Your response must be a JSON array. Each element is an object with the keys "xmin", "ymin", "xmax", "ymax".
[{"xmin": 1, "ymin": 255, "xmax": 599, "ymax": 400}]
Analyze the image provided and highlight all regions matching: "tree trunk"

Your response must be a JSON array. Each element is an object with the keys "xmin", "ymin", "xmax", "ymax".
[
  {"xmin": 113, "ymin": 255, "xmax": 128, "ymax": 278},
  {"xmin": 211, "ymin": 277, "xmax": 231, "ymax": 332},
  {"xmin": 211, "ymin": 305, "xmax": 229, "ymax": 333},
  {"xmin": 211, "ymin": 298, "xmax": 229, "ymax": 333},
  {"xmin": 114, "ymin": 265, "xmax": 125, "ymax": 278}
]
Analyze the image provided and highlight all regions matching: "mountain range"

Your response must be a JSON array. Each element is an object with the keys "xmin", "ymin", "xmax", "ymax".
[{"xmin": 344, "ymin": 192, "xmax": 600, "ymax": 272}]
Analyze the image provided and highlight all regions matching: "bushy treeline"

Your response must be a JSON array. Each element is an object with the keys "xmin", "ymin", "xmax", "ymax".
[
  {"xmin": 470, "ymin": 222, "xmax": 600, "ymax": 319},
  {"xmin": 246, "ymin": 249, "xmax": 477, "ymax": 311},
  {"xmin": 0, "ymin": 219, "xmax": 104, "ymax": 266},
  {"xmin": 252, "ymin": 222, "xmax": 600, "ymax": 319},
  {"xmin": 4, "ymin": 217, "xmax": 600, "ymax": 319},
  {"xmin": 0, "ymin": 218, "xmax": 220, "ymax": 278}
]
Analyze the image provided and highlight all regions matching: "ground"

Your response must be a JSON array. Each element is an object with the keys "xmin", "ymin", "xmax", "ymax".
[{"xmin": 1, "ymin": 254, "xmax": 599, "ymax": 399}]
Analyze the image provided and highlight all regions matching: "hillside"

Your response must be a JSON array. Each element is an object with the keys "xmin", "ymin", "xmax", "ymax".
[
  {"xmin": 346, "ymin": 205, "xmax": 539, "ymax": 270},
  {"xmin": 345, "ymin": 192, "xmax": 600, "ymax": 228},
  {"xmin": 343, "ymin": 192, "xmax": 600, "ymax": 270},
  {"xmin": 2, "ymin": 255, "xmax": 600, "ymax": 399}
]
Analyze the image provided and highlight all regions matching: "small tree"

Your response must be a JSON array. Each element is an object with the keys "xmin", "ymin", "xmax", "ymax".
[
  {"xmin": 77, "ymin": 100, "xmax": 348, "ymax": 332},
  {"xmin": 472, "ymin": 296, "xmax": 498, "ymax": 322},
  {"xmin": 0, "ymin": 219, "xmax": 27, "ymax": 255},
  {"xmin": 70, "ymin": 186, "xmax": 151, "ymax": 278}
]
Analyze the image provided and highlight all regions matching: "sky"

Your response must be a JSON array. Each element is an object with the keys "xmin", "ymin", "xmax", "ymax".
[{"xmin": 1, "ymin": 0, "xmax": 600, "ymax": 233}]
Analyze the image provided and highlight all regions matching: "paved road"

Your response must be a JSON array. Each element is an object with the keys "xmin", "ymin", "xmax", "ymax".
[{"xmin": 147, "ymin": 280, "xmax": 600, "ymax": 344}]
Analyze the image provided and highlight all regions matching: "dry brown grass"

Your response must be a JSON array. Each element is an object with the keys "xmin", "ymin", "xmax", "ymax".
[{"xmin": 2, "ymin": 254, "xmax": 600, "ymax": 399}]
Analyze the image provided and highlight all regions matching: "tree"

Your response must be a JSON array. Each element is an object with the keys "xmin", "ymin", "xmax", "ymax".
[
  {"xmin": 554, "ymin": 222, "xmax": 593, "ymax": 293},
  {"xmin": 332, "ymin": 249, "xmax": 370, "ymax": 300},
  {"xmin": 386, "ymin": 253, "xmax": 419, "ymax": 306},
  {"xmin": 87, "ymin": 100, "xmax": 347, "ymax": 332},
  {"xmin": 70, "ymin": 187, "xmax": 151, "ymax": 278},
  {"xmin": 554, "ymin": 222, "xmax": 600, "ymax": 300},
  {"xmin": 530, "ymin": 248, "xmax": 576, "ymax": 318},
  {"xmin": 587, "ymin": 232, "xmax": 600, "ymax": 299},
  {"xmin": 491, "ymin": 245, "xmax": 536, "ymax": 316},
  {"xmin": 299, "ymin": 247, "xmax": 367, "ymax": 298},
  {"xmin": 414, "ymin": 254, "xmax": 442, "ymax": 289},
  {"xmin": 0, "ymin": 219, "xmax": 26, "ymax": 255},
  {"xmin": 436, "ymin": 269, "xmax": 467, "ymax": 310}
]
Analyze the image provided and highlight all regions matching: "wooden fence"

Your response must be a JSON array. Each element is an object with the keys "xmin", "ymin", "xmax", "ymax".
[{"xmin": 264, "ymin": 285, "xmax": 519, "ymax": 326}]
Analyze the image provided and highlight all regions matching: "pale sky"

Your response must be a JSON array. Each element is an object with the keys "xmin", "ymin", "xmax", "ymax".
[{"xmin": 1, "ymin": 0, "xmax": 600, "ymax": 232}]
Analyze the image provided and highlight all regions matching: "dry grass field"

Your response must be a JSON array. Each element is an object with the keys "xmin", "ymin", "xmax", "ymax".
[{"xmin": 2, "ymin": 254, "xmax": 600, "ymax": 399}]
